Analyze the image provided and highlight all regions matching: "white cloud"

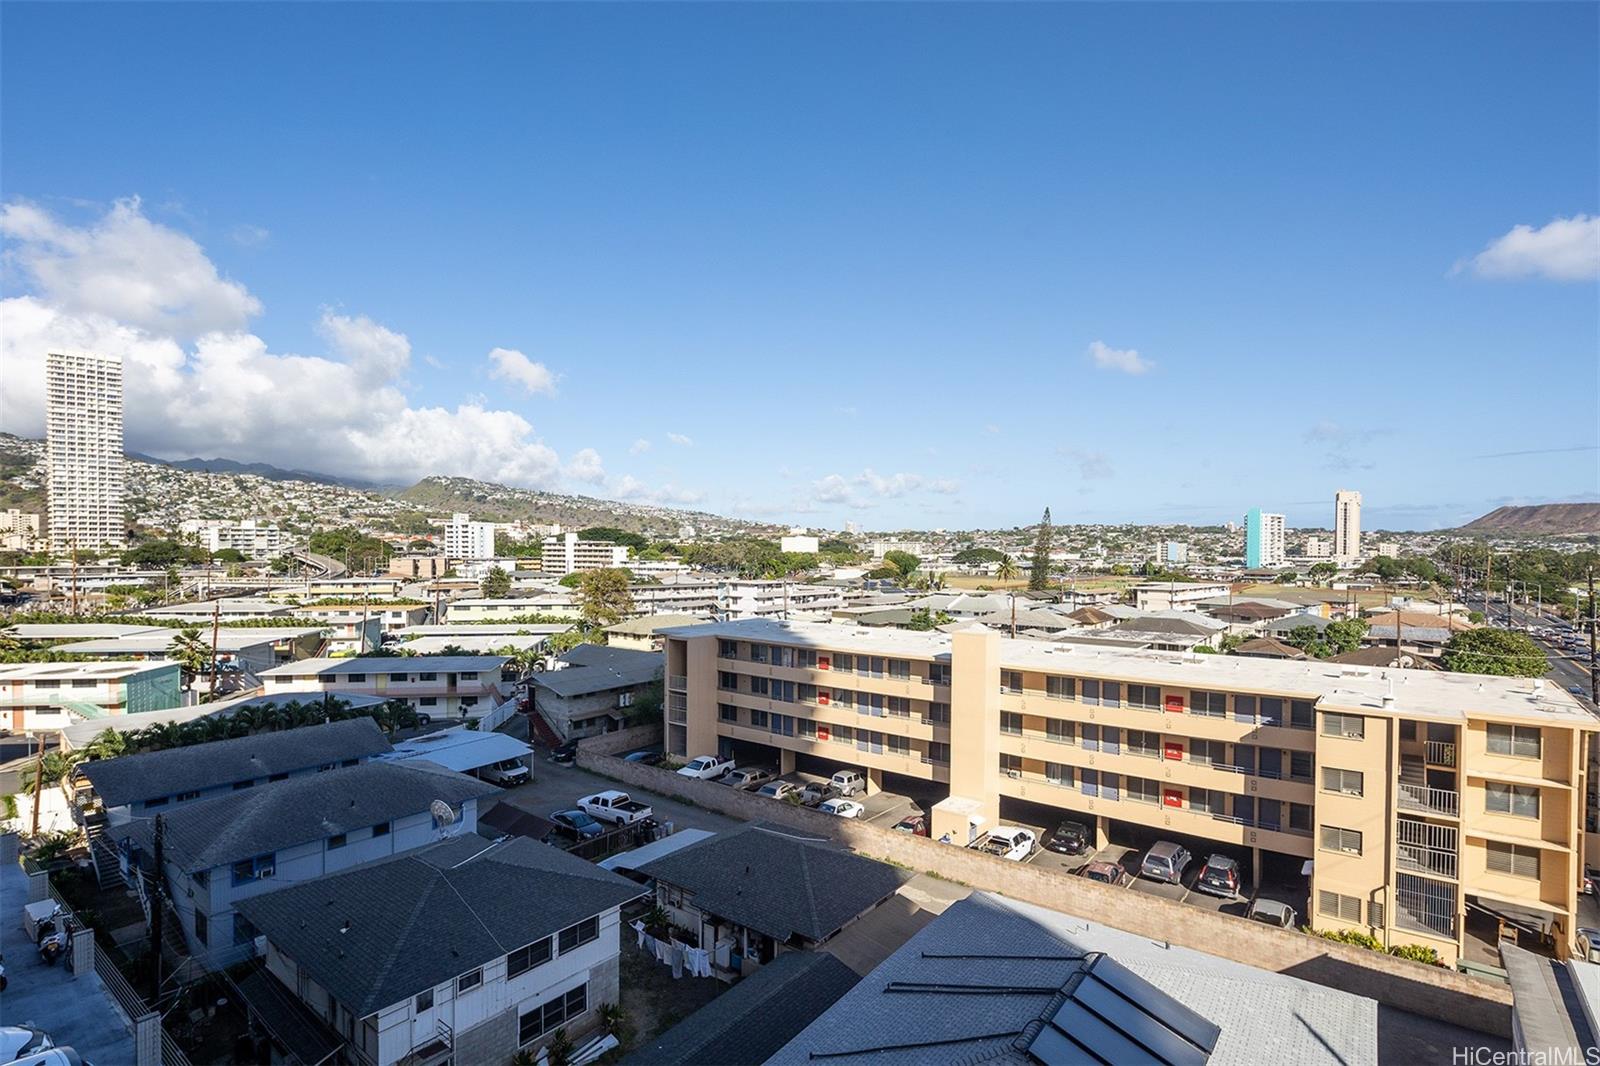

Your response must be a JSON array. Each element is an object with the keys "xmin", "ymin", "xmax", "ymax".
[
  {"xmin": 812, "ymin": 475, "xmax": 854, "ymax": 505},
  {"xmin": 667, "ymin": 432, "xmax": 693, "ymax": 447},
  {"xmin": 0, "ymin": 198, "xmax": 571, "ymax": 488},
  {"xmin": 629, "ymin": 438, "xmax": 652, "ymax": 455},
  {"xmin": 565, "ymin": 447, "xmax": 606, "ymax": 485},
  {"xmin": 1459, "ymin": 215, "xmax": 1600, "ymax": 281},
  {"xmin": 856, "ymin": 469, "xmax": 922, "ymax": 498},
  {"xmin": 809, "ymin": 469, "xmax": 959, "ymax": 508},
  {"xmin": 1087, "ymin": 340, "xmax": 1151, "ymax": 375},
  {"xmin": 610, "ymin": 474, "xmax": 706, "ymax": 506},
  {"xmin": 230, "ymin": 224, "xmax": 270, "ymax": 247},
  {"xmin": 487, "ymin": 346, "xmax": 557, "ymax": 395},
  {"xmin": 0, "ymin": 196, "xmax": 261, "ymax": 339}
]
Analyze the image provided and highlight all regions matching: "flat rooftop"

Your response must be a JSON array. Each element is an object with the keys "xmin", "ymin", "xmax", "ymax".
[
  {"xmin": 260, "ymin": 654, "xmax": 508, "ymax": 676},
  {"xmin": 0, "ymin": 659, "xmax": 179, "ymax": 680},
  {"xmin": 662, "ymin": 618, "xmax": 1597, "ymax": 726},
  {"xmin": 51, "ymin": 628, "xmax": 326, "ymax": 655}
]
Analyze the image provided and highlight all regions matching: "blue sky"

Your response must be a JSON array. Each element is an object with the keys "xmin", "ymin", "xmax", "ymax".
[{"xmin": 2, "ymin": 2, "xmax": 1596, "ymax": 531}]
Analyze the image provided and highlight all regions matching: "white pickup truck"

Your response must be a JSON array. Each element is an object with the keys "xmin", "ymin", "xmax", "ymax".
[
  {"xmin": 577, "ymin": 790, "xmax": 655, "ymax": 826},
  {"xmin": 676, "ymin": 755, "xmax": 734, "ymax": 780}
]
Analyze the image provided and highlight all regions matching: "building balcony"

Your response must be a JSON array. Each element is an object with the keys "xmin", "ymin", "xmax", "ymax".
[
  {"xmin": 1425, "ymin": 740, "xmax": 1457, "ymax": 767},
  {"xmin": 668, "ymin": 675, "xmax": 687, "ymax": 692},
  {"xmin": 1398, "ymin": 782, "xmax": 1460, "ymax": 818}
]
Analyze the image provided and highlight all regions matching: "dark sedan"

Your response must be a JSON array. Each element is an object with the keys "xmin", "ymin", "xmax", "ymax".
[
  {"xmin": 1043, "ymin": 820, "xmax": 1092, "ymax": 855},
  {"xmin": 548, "ymin": 809, "xmax": 604, "ymax": 842}
]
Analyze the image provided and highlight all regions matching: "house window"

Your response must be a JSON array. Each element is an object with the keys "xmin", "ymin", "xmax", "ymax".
[
  {"xmin": 926, "ymin": 702, "xmax": 950, "ymax": 724},
  {"xmin": 1127, "ymin": 730, "xmax": 1160, "ymax": 758},
  {"xmin": 1289, "ymin": 751, "xmax": 1314, "ymax": 782},
  {"xmin": 1001, "ymin": 670, "xmax": 1024, "ymax": 694},
  {"xmin": 460, "ymin": 696, "xmax": 478, "ymax": 708},
  {"xmin": 750, "ymin": 644, "xmax": 769, "ymax": 664},
  {"xmin": 1082, "ymin": 680, "xmax": 1101, "ymax": 706},
  {"xmin": 507, "ymin": 936, "xmax": 553, "ymax": 979},
  {"xmin": 346, "ymin": 673, "xmax": 366, "ymax": 683},
  {"xmin": 193, "ymin": 910, "xmax": 208, "ymax": 945},
  {"xmin": 558, "ymin": 916, "xmax": 600, "ymax": 955},
  {"xmin": 999, "ymin": 753, "xmax": 1022, "ymax": 775},
  {"xmin": 1259, "ymin": 697, "xmax": 1284, "ymax": 727},
  {"xmin": 420, "ymin": 696, "xmax": 438, "ymax": 707},
  {"xmin": 927, "ymin": 742, "xmax": 950, "ymax": 765},
  {"xmin": 887, "ymin": 659, "xmax": 910, "ymax": 680},
  {"xmin": 1320, "ymin": 826, "xmax": 1363, "ymax": 855},
  {"xmin": 1487, "ymin": 724, "xmax": 1541, "ymax": 759},
  {"xmin": 457, "ymin": 969, "xmax": 482, "ymax": 994},
  {"xmin": 1190, "ymin": 690, "xmax": 1226, "ymax": 718},
  {"xmin": 1322, "ymin": 713, "xmax": 1365, "ymax": 739},
  {"xmin": 1127, "ymin": 684, "xmax": 1160, "ymax": 711},
  {"xmin": 1000, "ymin": 712, "xmax": 1023, "ymax": 735},
  {"xmin": 1045, "ymin": 676, "xmax": 1075, "ymax": 700},
  {"xmin": 1487, "ymin": 841, "xmax": 1541, "ymax": 879},
  {"xmin": 1289, "ymin": 803, "xmax": 1312, "ymax": 832},
  {"xmin": 175, "ymin": 790, "xmax": 199, "ymax": 802},
  {"xmin": 1318, "ymin": 891, "xmax": 1362, "ymax": 923},
  {"xmin": 1101, "ymin": 682, "xmax": 1122, "ymax": 708},
  {"xmin": 230, "ymin": 853, "xmax": 275, "ymax": 886},
  {"xmin": 798, "ymin": 719, "xmax": 818, "ymax": 740},
  {"xmin": 519, "ymin": 984, "xmax": 588, "ymax": 1046},
  {"xmin": 372, "ymin": 821, "xmax": 389, "ymax": 837},
  {"xmin": 1321, "ymin": 768, "xmax": 1364, "ymax": 796},
  {"xmin": 717, "ymin": 672, "xmax": 738, "ymax": 691},
  {"xmin": 1399, "ymin": 719, "xmax": 1417, "ymax": 741},
  {"xmin": 1045, "ymin": 719, "xmax": 1074, "ymax": 744},
  {"xmin": 1486, "ymin": 783, "xmax": 1540, "ymax": 819},
  {"xmin": 834, "ymin": 654, "xmax": 854, "ymax": 673},
  {"xmin": 416, "ymin": 989, "xmax": 434, "ymax": 1012},
  {"xmin": 928, "ymin": 663, "xmax": 951, "ymax": 686},
  {"xmin": 328, "ymin": 833, "xmax": 348, "ymax": 850},
  {"xmin": 233, "ymin": 913, "xmax": 259, "ymax": 947},
  {"xmin": 1126, "ymin": 776, "xmax": 1159, "ymax": 805},
  {"xmin": 749, "ymin": 709, "xmax": 769, "ymax": 729},
  {"xmin": 718, "ymin": 704, "xmax": 738, "ymax": 723},
  {"xmin": 1045, "ymin": 762, "xmax": 1073, "ymax": 787},
  {"xmin": 796, "ymin": 649, "xmax": 819, "ymax": 668},
  {"xmin": 750, "ymin": 676, "xmax": 770, "ymax": 697},
  {"xmin": 418, "ymin": 672, "xmax": 437, "ymax": 681},
  {"xmin": 887, "ymin": 734, "xmax": 910, "ymax": 756},
  {"xmin": 1290, "ymin": 700, "xmax": 1315, "ymax": 730},
  {"xmin": 718, "ymin": 639, "xmax": 738, "ymax": 659}
]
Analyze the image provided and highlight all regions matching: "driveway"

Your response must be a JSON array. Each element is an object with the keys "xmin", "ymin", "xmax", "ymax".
[{"xmin": 492, "ymin": 754, "xmax": 742, "ymax": 837}]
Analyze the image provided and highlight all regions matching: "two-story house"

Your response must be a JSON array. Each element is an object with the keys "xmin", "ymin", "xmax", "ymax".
[
  {"xmin": 235, "ymin": 835, "xmax": 644, "ymax": 1066},
  {"xmin": 117, "ymin": 759, "xmax": 498, "ymax": 970},
  {"xmin": 258, "ymin": 656, "xmax": 513, "ymax": 724}
]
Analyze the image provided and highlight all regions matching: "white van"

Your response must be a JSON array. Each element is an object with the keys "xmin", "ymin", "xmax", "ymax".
[
  {"xmin": 830, "ymin": 770, "xmax": 866, "ymax": 797},
  {"xmin": 478, "ymin": 757, "xmax": 530, "ymax": 787}
]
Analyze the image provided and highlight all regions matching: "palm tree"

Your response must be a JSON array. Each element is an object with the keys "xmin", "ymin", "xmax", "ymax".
[
  {"xmin": 996, "ymin": 555, "xmax": 1020, "ymax": 582},
  {"xmin": 20, "ymin": 750, "xmax": 75, "ymax": 792},
  {"xmin": 0, "ymin": 624, "xmax": 21, "ymax": 655},
  {"xmin": 167, "ymin": 627, "xmax": 210, "ymax": 690}
]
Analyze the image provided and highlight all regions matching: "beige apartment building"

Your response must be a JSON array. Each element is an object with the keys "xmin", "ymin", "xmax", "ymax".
[{"xmin": 663, "ymin": 618, "xmax": 1598, "ymax": 965}]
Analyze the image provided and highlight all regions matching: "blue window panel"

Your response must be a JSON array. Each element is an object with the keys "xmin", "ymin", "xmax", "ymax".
[
  {"xmin": 1102, "ymin": 727, "xmax": 1121, "ymax": 755},
  {"xmin": 1102, "ymin": 682, "xmax": 1122, "ymax": 708},
  {"xmin": 1259, "ymin": 748, "xmax": 1281, "ymax": 779},
  {"xmin": 1083, "ymin": 725, "xmax": 1100, "ymax": 753},
  {"xmin": 1082, "ymin": 769, "xmax": 1099, "ymax": 798},
  {"xmin": 1260, "ymin": 697, "xmax": 1283, "ymax": 727},
  {"xmin": 1233, "ymin": 795, "xmax": 1255, "ymax": 826},
  {"xmin": 1083, "ymin": 680, "xmax": 1101, "ymax": 706},
  {"xmin": 1101, "ymin": 773, "xmax": 1120, "ymax": 802},
  {"xmin": 1234, "ymin": 695, "xmax": 1257, "ymax": 723},
  {"xmin": 1259, "ymin": 800, "xmax": 1281, "ymax": 830},
  {"xmin": 1233, "ymin": 745, "xmax": 1256, "ymax": 775}
]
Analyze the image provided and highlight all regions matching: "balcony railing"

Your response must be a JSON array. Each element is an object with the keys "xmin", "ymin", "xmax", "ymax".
[
  {"xmin": 1425, "ymin": 740, "xmax": 1457, "ymax": 767},
  {"xmin": 668, "ymin": 674, "xmax": 687, "ymax": 691},
  {"xmin": 1398, "ymin": 782, "xmax": 1459, "ymax": 817}
]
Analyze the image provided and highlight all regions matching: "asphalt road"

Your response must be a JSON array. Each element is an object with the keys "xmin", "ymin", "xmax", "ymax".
[{"xmin": 1488, "ymin": 598, "xmax": 1596, "ymax": 704}]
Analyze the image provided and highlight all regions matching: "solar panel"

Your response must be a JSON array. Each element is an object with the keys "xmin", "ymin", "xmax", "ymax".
[
  {"xmin": 1073, "ymin": 974, "xmax": 1211, "ymax": 1066},
  {"xmin": 1025, "ymin": 1020, "xmax": 1105, "ymax": 1065},
  {"xmin": 1084, "ymin": 955, "xmax": 1221, "ymax": 1054},
  {"xmin": 1047, "ymin": 999, "xmax": 1160, "ymax": 1065}
]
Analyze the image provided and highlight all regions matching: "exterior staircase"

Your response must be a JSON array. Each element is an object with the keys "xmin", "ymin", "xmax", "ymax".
[
  {"xmin": 1398, "ymin": 754, "xmax": 1426, "ymax": 790},
  {"xmin": 84, "ymin": 813, "xmax": 128, "ymax": 891},
  {"xmin": 528, "ymin": 707, "xmax": 564, "ymax": 749}
]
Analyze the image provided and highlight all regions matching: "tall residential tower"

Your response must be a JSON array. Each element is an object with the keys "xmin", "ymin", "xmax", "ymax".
[
  {"xmin": 1334, "ymin": 489, "xmax": 1362, "ymax": 562},
  {"xmin": 46, "ymin": 351, "xmax": 125, "ymax": 552},
  {"xmin": 1244, "ymin": 508, "xmax": 1286, "ymax": 568}
]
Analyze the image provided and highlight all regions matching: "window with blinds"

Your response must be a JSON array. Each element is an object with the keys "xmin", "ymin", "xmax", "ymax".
[
  {"xmin": 1487, "ymin": 841, "xmax": 1540, "ymax": 879},
  {"xmin": 1320, "ymin": 826, "xmax": 1363, "ymax": 855},
  {"xmin": 1321, "ymin": 767, "xmax": 1364, "ymax": 796},
  {"xmin": 1487, "ymin": 724, "xmax": 1541, "ymax": 759},
  {"xmin": 1318, "ymin": 891, "xmax": 1362, "ymax": 923},
  {"xmin": 1322, "ymin": 713, "xmax": 1365, "ymax": 739},
  {"xmin": 1485, "ymin": 782, "xmax": 1540, "ymax": 819}
]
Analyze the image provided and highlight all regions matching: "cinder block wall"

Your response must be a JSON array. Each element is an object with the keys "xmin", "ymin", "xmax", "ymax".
[
  {"xmin": 576, "ymin": 749, "xmax": 1514, "ymax": 1037},
  {"xmin": 577, "ymin": 723, "xmax": 663, "ymax": 757}
]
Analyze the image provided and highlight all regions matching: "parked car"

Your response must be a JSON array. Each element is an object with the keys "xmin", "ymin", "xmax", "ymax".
[
  {"xmin": 6, "ymin": 1049, "xmax": 87, "ymax": 1066},
  {"xmin": 800, "ymin": 782, "xmax": 841, "ymax": 808},
  {"xmin": 1194, "ymin": 855, "xmax": 1241, "ymax": 898},
  {"xmin": 756, "ymin": 781, "xmax": 801, "ymax": 802},
  {"xmin": 1245, "ymin": 899, "xmax": 1297, "ymax": 928},
  {"xmin": 830, "ymin": 770, "xmax": 867, "ymax": 797},
  {"xmin": 577, "ymin": 790, "xmax": 655, "ymax": 825},
  {"xmin": 819, "ymin": 798, "xmax": 866, "ymax": 818},
  {"xmin": 722, "ymin": 767, "xmax": 777, "ymax": 791},
  {"xmin": 1078, "ymin": 860, "xmax": 1128, "ymax": 886},
  {"xmin": 972, "ymin": 826, "xmax": 1037, "ymax": 862},
  {"xmin": 0, "ymin": 1029, "xmax": 53, "ymax": 1064},
  {"xmin": 1139, "ymin": 841, "xmax": 1193, "ymax": 884},
  {"xmin": 547, "ymin": 809, "xmax": 604, "ymax": 842},
  {"xmin": 892, "ymin": 813, "xmax": 928, "ymax": 836},
  {"xmin": 677, "ymin": 755, "xmax": 735, "ymax": 780},
  {"xmin": 550, "ymin": 740, "xmax": 578, "ymax": 764},
  {"xmin": 477, "ymin": 757, "xmax": 530, "ymax": 786},
  {"xmin": 1043, "ymin": 820, "xmax": 1092, "ymax": 856},
  {"xmin": 624, "ymin": 750, "xmax": 664, "ymax": 765}
]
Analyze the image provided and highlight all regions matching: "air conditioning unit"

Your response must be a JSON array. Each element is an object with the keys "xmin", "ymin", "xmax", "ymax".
[
  {"xmin": 257, "ymin": 866, "xmax": 275, "ymax": 879},
  {"xmin": 1005, "ymin": 769, "xmax": 1022, "ymax": 780}
]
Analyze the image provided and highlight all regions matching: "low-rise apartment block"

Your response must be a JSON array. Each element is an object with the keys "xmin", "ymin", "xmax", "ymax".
[
  {"xmin": 1130, "ymin": 580, "xmax": 1231, "ymax": 611},
  {"xmin": 542, "ymin": 532, "xmax": 629, "ymax": 575},
  {"xmin": 260, "ymin": 655, "xmax": 514, "ymax": 723},
  {"xmin": 445, "ymin": 511, "xmax": 497, "ymax": 560},
  {"xmin": 0, "ymin": 660, "xmax": 182, "ymax": 734},
  {"xmin": 662, "ymin": 617, "xmax": 1598, "ymax": 965},
  {"xmin": 178, "ymin": 518, "xmax": 287, "ymax": 556}
]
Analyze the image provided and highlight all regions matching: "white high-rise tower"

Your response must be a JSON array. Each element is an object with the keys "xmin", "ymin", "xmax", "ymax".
[
  {"xmin": 1334, "ymin": 489, "xmax": 1362, "ymax": 562},
  {"xmin": 46, "ymin": 351, "xmax": 126, "ymax": 552}
]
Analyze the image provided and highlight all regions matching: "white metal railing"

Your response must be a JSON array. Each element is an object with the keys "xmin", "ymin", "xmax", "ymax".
[
  {"xmin": 1398, "ymin": 782, "xmax": 1459, "ymax": 817},
  {"xmin": 1425, "ymin": 740, "xmax": 1457, "ymax": 767},
  {"xmin": 668, "ymin": 674, "xmax": 687, "ymax": 691}
]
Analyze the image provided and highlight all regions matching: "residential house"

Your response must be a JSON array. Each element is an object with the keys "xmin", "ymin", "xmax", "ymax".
[
  {"xmin": 117, "ymin": 760, "xmax": 498, "ymax": 970},
  {"xmin": 0, "ymin": 660, "xmax": 182, "ymax": 735},
  {"xmin": 1129, "ymin": 581, "xmax": 1231, "ymax": 611},
  {"xmin": 635, "ymin": 823, "xmax": 910, "ymax": 981},
  {"xmin": 603, "ymin": 614, "xmax": 703, "ymax": 652},
  {"xmin": 234, "ymin": 835, "xmax": 643, "ymax": 1066},
  {"xmin": 259, "ymin": 655, "xmax": 513, "ymax": 723},
  {"xmin": 527, "ymin": 643, "xmax": 663, "ymax": 741}
]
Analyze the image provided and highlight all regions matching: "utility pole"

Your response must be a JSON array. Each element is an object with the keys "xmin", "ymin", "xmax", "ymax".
[
  {"xmin": 29, "ymin": 733, "xmax": 45, "ymax": 837},
  {"xmin": 149, "ymin": 814, "xmax": 165, "ymax": 1002},
  {"xmin": 207, "ymin": 601, "xmax": 221, "ymax": 703}
]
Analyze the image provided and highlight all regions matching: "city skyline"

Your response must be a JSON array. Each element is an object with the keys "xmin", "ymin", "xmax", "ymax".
[{"xmin": 1, "ymin": 3, "xmax": 1596, "ymax": 531}]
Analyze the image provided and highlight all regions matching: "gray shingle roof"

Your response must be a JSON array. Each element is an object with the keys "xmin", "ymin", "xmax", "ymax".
[
  {"xmin": 234, "ymin": 835, "xmax": 644, "ymax": 1016},
  {"xmin": 530, "ymin": 644, "xmax": 663, "ymax": 698},
  {"xmin": 621, "ymin": 950, "xmax": 859, "ymax": 1066},
  {"xmin": 80, "ymin": 718, "xmax": 392, "ymax": 807},
  {"xmin": 635, "ymin": 823, "xmax": 909, "ymax": 945},
  {"xmin": 765, "ymin": 892, "xmax": 1380, "ymax": 1066},
  {"xmin": 123, "ymin": 760, "xmax": 499, "ymax": 872}
]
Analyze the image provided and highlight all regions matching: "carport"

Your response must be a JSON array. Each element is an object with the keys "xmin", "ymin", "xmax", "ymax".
[{"xmin": 382, "ymin": 725, "xmax": 533, "ymax": 776}]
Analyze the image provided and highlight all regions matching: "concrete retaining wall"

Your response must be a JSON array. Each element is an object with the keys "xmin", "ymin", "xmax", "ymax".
[
  {"xmin": 577, "ymin": 748, "xmax": 1514, "ymax": 1036},
  {"xmin": 578, "ymin": 723, "xmax": 663, "ymax": 757}
]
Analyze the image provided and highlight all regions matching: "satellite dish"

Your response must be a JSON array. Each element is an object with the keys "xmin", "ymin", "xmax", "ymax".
[{"xmin": 430, "ymin": 799, "xmax": 457, "ymax": 831}]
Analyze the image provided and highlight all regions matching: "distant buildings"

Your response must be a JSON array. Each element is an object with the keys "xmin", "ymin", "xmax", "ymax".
[
  {"xmin": 46, "ymin": 350, "xmax": 125, "ymax": 551},
  {"xmin": 0, "ymin": 508, "xmax": 43, "ymax": 551},
  {"xmin": 178, "ymin": 517, "xmax": 285, "ymax": 556},
  {"xmin": 260, "ymin": 654, "xmax": 514, "ymax": 723},
  {"xmin": 1163, "ymin": 540, "xmax": 1189, "ymax": 564},
  {"xmin": 542, "ymin": 531, "xmax": 630, "ymax": 575},
  {"xmin": 1129, "ymin": 580, "xmax": 1229, "ymax": 611},
  {"xmin": 780, "ymin": 533, "xmax": 820, "ymax": 554},
  {"xmin": 1335, "ymin": 489, "xmax": 1362, "ymax": 561},
  {"xmin": 444, "ymin": 511, "xmax": 496, "ymax": 560},
  {"xmin": 1304, "ymin": 535, "xmax": 1331, "ymax": 559},
  {"xmin": 0, "ymin": 659, "xmax": 182, "ymax": 734},
  {"xmin": 1244, "ymin": 508, "xmax": 1286, "ymax": 568}
]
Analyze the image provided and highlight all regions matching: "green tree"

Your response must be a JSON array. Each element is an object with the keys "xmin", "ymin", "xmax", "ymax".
[
  {"xmin": 212, "ymin": 548, "xmax": 246, "ymax": 563},
  {"xmin": 996, "ymin": 555, "xmax": 1020, "ymax": 581},
  {"xmin": 577, "ymin": 527, "xmax": 648, "ymax": 551},
  {"xmin": 481, "ymin": 566, "xmax": 513, "ymax": 598},
  {"xmin": 1275, "ymin": 571, "xmax": 1300, "ymax": 584},
  {"xmin": 1028, "ymin": 508, "xmax": 1053, "ymax": 591},
  {"xmin": 952, "ymin": 547, "xmax": 1006, "ymax": 566},
  {"xmin": 1441, "ymin": 628, "xmax": 1548, "ymax": 678},
  {"xmin": 167, "ymin": 626, "xmax": 210, "ymax": 689},
  {"xmin": 1324, "ymin": 618, "xmax": 1369, "ymax": 656},
  {"xmin": 905, "ymin": 609, "xmax": 954, "ymax": 631},
  {"xmin": 493, "ymin": 532, "xmax": 542, "ymax": 559},
  {"xmin": 882, "ymin": 551, "xmax": 920, "ymax": 580},
  {"xmin": 1307, "ymin": 562, "xmax": 1338, "ymax": 586},
  {"xmin": 20, "ymin": 750, "xmax": 76, "ymax": 793},
  {"xmin": 577, "ymin": 568, "xmax": 634, "ymax": 628}
]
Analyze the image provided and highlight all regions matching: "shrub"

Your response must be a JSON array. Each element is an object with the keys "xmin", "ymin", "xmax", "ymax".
[
  {"xmin": 1389, "ymin": 943, "xmax": 1443, "ymax": 965},
  {"xmin": 1314, "ymin": 928, "xmax": 1384, "ymax": 951}
]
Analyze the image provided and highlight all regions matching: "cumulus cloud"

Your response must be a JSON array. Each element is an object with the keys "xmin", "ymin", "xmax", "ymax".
[
  {"xmin": 809, "ymin": 469, "xmax": 960, "ymax": 508},
  {"xmin": 1458, "ymin": 215, "xmax": 1600, "ymax": 281},
  {"xmin": 0, "ymin": 196, "xmax": 261, "ymax": 339},
  {"xmin": 0, "ymin": 198, "xmax": 584, "ymax": 488},
  {"xmin": 666, "ymin": 432, "xmax": 693, "ymax": 447},
  {"xmin": 812, "ymin": 475, "xmax": 854, "ymax": 505},
  {"xmin": 487, "ymin": 346, "xmax": 557, "ymax": 395},
  {"xmin": 629, "ymin": 438, "xmax": 652, "ymax": 455},
  {"xmin": 564, "ymin": 447, "xmax": 606, "ymax": 484},
  {"xmin": 610, "ymin": 475, "xmax": 706, "ymax": 506},
  {"xmin": 1087, "ymin": 340, "xmax": 1151, "ymax": 375}
]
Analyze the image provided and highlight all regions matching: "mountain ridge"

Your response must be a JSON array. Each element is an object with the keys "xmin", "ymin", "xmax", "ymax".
[{"xmin": 1459, "ymin": 503, "xmax": 1600, "ymax": 535}]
